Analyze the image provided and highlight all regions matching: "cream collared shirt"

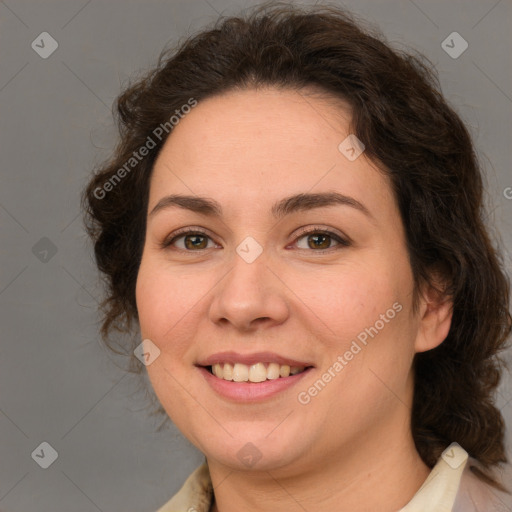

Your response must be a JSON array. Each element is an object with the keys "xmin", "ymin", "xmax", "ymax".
[{"xmin": 156, "ymin": 443, "xmax": 511, "ymax": 512}]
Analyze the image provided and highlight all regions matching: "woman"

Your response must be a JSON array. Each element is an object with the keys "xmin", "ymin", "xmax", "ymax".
[{"xmin": 82, "ymin": 3, "xmax": 512, "ymax": 511}]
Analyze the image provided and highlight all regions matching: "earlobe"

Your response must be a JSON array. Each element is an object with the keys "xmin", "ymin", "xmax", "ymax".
[{"xmin": 414, "ymin": 280, "xmax": 454, "ymax": 354}]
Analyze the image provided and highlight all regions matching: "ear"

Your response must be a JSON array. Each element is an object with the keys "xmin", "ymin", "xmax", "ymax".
[{"xmin": 414, "ymin": 275, "xmax": 453, "ymax": 353}]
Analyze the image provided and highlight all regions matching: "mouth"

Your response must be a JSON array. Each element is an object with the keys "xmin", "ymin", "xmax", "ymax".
[
  {"xmin": 196, "ymin": 353, "xmax": 315, "ymax": 401},
  {"xmin": 203, "ymin": 362, "xmax": 313, "ymax": 383}
]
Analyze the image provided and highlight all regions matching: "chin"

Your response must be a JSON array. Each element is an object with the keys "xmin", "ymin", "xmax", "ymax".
[{"xmin": 201, "ymin": 435, "xmax": 307, "ymax": 473}]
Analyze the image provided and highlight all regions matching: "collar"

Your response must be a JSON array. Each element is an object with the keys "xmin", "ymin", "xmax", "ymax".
[{"xmin": 398, "ymin": 442, "xmax": 468, "ymax": 512}]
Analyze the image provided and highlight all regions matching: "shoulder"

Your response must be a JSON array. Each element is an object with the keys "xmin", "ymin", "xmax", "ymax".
[{"xmin": 452, "ymin": 459, "xmax": 511, "ymax": 512}]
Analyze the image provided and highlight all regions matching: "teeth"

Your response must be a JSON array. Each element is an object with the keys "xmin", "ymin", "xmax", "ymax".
[
  {"xmin": 222, "ymin": 362, "xmax": 233, "ymax": 380},
  {"xmin": 267, "ymin": 362, "xmax": 280, "ymax": 380},
  {"xmin": 249, "ymin": 362, "xmax": 267, "ymax": 383},
  {"xmin": 232, "ymin": 363, "xmax": 248, "ymax": 382},
  {"xmin": 210, "ymin": 362, "xmax": 307, "ymax": 382}
]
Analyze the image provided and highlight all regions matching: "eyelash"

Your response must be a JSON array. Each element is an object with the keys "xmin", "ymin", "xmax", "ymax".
[{"xmin": 160, "ymin": 226, "xmax": 351, "ymax": 253}]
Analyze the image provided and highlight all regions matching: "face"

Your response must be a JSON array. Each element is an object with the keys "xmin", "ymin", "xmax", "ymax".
[{"xmin": 136, "ymin": 87, "xmax": 427, "ymax": 475}]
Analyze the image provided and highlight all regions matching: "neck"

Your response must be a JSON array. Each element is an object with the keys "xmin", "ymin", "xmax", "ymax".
[{"xmin": 207, "ymin": 415, "xmax": 430, "ymax": 512}]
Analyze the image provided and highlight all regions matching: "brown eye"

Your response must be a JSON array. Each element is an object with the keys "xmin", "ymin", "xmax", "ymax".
[
  {"xmin": 306, "ymin": 233, "xmax": 332, "ymax": 249},
  {"xmin": 162, "ymin": 230, "xmax": 216, "ymax": 251},
  {"xmin": 183, "ymin": 234, "xmax": 209, "ymax": 250},
  {"xmin": 295, "ymin": 229, "xmax": 349, "ymax": 251}
]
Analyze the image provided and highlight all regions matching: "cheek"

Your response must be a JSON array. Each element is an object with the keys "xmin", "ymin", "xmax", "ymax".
[
  {"xmin": 288, "ymin": 259, "xmax": 416, "ymax": 398},
  {"xmin": 136, "ymin": 259, "xmax": 193, "ymax": 335},
  {"xmin": 135, "ymin": 264, "xmax": 170, "ymax": 340},
  {"xmin": 135, "ymin": 259, "xmax": 218, "ymax": 362},
  {"xmin": 135, "ymin": 262, "xmax": 203, "ymax": 419},
  {"xmin": 287, "ymin": 263, "xmax": 404, "ymax": 341},
  {"xmin": 298, "ymin": 283, "xmax": 414, "ymax": 427}
]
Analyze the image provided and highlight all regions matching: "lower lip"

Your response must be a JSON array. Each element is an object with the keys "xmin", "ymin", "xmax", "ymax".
[{"xmin": 197, "ymin": 366, "xmax": 314, "ymax": 402}]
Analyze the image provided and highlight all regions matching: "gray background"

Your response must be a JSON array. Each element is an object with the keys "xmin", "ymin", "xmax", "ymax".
[{"xmin": 1, "ymin": 0, "xmax": 512, "ymax": 510}]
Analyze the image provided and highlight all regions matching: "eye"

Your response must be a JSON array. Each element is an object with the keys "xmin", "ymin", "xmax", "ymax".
[
  {"xmin": 161, "ymin": 229, "xmax": 218, "ymax": 251},
  {"xmin": 293, "ymin": 227, "xmax": 350, "ymax": 251}
]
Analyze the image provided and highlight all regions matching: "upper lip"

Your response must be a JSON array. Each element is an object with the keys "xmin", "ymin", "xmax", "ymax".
[{"xmin": 197, "ymin": 351, "xmax": 314, "ymax": 368}]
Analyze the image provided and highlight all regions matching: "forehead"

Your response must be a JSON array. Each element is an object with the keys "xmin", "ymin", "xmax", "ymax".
[
  {"xmin": 149, "ymin": 87, "xmax": 394, "ymax": 218},
  {"xmin": 156, "ymin": 87, "xmax": 351, "ymax": 167}
]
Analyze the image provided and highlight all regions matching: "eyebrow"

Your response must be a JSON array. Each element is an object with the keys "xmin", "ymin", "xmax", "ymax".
[{"xmin": 149, "ymin": 192, "xmax": 373, "ymax": 221}]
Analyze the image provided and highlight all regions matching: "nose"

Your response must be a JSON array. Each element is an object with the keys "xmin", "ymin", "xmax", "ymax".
[{"xmin": 208, "ymin": 249, "xmax": 289, "ymax": 332}]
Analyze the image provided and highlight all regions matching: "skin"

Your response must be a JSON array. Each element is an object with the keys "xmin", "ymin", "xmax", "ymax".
[{"xmin": 135, "ymin": 87, "xmax": 453, "ymax": 512}]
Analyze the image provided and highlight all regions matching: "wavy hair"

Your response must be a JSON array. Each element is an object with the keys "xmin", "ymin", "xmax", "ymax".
[{"xmin": 81, "ymin": 1, "xmax": 512, "ymax": 492}]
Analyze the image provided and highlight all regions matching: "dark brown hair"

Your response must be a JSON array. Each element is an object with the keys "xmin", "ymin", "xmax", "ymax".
[{"xmin": 82, "ymin": 1, "xmax": 512, "ymax": 492}]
